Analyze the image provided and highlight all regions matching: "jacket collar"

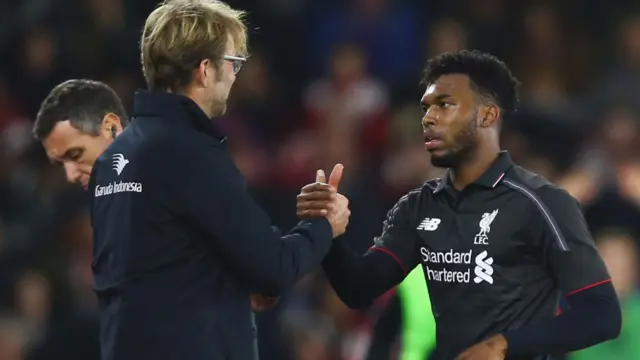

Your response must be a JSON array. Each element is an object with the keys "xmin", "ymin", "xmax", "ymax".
[{"xmin": 132, "ymin": 90, "xmax": 226, "ymax": 142}]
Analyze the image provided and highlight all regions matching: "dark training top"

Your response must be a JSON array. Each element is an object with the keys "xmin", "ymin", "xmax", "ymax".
[
  {"xmin": 322, "ymin": 151, "xmax": 621, "ymax": 360},
  {"xmin": 89, "ymin": 91, "xmax": 334, "ymax": 360}
]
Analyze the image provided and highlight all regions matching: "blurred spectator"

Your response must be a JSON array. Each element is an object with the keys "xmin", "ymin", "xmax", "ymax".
[
  {"xmin": 0, "ymin": 316, "xmax": 29, "ymax": 360},
  {"xmin": 307, "ymin": 0, "xmax": 421, "ymax": 87},
  {"xmin": 425, "ymin": 19, "xmax": 468, "ymax": 59},
  {"xmin": 302, "ymin": 44, "xmax": 389, "ymax": 186}
]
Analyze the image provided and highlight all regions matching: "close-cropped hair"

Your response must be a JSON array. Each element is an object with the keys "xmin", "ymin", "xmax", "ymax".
[
  {"xmin": 422, "ymin": 50, "xmax": 520, "ymax": 114},
  {"xmin": 33, "ymin": 79, "xmax": 128, "ymax": 140}
]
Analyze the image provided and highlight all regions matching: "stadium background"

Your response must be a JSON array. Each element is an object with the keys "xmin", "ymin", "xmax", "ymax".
[{"xmin": 1, "ymin": 0, "xmax": 640, "ymax": 359}]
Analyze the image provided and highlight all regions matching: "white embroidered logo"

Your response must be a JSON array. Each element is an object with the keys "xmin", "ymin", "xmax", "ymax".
[
  {"xmin": 417, "ymin": 218, "xmax": 441, "ymax": 231},
  {"xmin": 112, "ymin": 153, "xmax": 129, "ymax": 176},
  {"xmin": 474, "ymin": 209, "xmax": 499, "ymax": 245}
]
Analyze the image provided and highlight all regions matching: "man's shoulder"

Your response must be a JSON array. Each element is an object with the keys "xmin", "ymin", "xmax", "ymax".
[
  {"xmin": 506, "ymin": 165, "xmax": 554, "ymax": 190},
  {"xmin": 393, "ymin": 179, "xmax": 440, "ymax": 209},
  {"xmin": 504, "ymin": 165, "xmax": 577, "ymax": 207}
]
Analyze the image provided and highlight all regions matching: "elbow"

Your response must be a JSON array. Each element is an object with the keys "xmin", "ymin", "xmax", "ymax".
[
  {"xmin": 595, "ymin": 317, "xmax": 621, "ymax": 344},
  {"xmin": 338, "ymin": 293, "xmax": 374, "ymax": 310},
  {"xmin": 250, "ymin": 276, "xmax": 291, "ymax": 295},
  {"xmin": 590, "ymin": 297, "xmax": 622, "ymax": 344},
  {"xmin": 244, "ymin": 270, "xmax": 293, "ymax": 295},
  {"xmin": 345, "ymin": 299, "xmax": 372, "ymax": 310},
  {"xmin": 253, "ymin": 283, "xmax": 285, "ymax": 296},
  {"xmin": 602, "ymin": 300, "xmax": 622, "ymax": 341}
]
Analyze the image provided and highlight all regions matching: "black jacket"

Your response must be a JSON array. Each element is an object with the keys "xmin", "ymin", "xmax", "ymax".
[{"xmin": 89, "ymin": 91, "xmax": 333, "ymax": 360}]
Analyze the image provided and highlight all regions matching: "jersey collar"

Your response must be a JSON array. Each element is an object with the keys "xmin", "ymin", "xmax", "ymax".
[{"xmin": 434, "ymin": 151, "xmax": 513, "ymax": 193}]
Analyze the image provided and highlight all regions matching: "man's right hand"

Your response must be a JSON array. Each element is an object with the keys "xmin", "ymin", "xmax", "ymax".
[{"xmin": 297, "ymin": 164, "xmax": 350, "ymax": 238}]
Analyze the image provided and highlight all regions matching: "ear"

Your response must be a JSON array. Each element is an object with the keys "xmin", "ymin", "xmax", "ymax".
[
  {"xmin": 479, "ymin": 104, "xmax": 500, "ymax": 128},
  {"xmin": 194, "ymin": 59, "xmax": 214, "ymax": 87},
  {"xmin": 100, "ymin": 113, "xmax": 124, "ymax": 140}
]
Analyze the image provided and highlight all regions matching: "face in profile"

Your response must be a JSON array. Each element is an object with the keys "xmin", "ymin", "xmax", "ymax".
[
  {"xmin": 205, "ymin": 36, "xmax": 242, "ymax": 117},
  {"xmin": 42, "ymin": 120, "xmax": 115, "ymax": 189},
  {"xmin": 420, "ymin": 74, "xmax": 480, "ymax": 168}
]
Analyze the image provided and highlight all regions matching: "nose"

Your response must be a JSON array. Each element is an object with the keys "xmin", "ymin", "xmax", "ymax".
[
  {"xmin": 63, "ymin": 162, "xmax": 83, "ymax": 184},
  {"xmin": 422, "ymin": 112, "xmax": 437, "ymax": 129}
]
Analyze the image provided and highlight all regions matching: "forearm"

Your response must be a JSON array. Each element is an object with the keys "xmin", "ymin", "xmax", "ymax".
[
  {"xmin": 504, "ymin": 281, "xmax": 621, "ymax": 357},
  {"xmin": 243, "ymin": 218, "xmax": 334, "ymax": 294},
  {"xmin": 322, "ymin": 239, "xmax": 404, "ymax": 309}
]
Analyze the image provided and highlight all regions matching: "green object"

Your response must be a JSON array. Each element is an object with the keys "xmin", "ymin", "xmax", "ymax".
[
  {"xmin": 398, "ymin": 266, "xmax": 437, "ymax": 360},
  {"xmin": 570, "ymin": 294, "xmax": 640, "ymax": 360}
]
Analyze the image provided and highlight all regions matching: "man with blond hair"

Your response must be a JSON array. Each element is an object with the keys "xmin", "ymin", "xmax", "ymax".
[{"xmin": 88, "ymin": 1, "xmax": 350, "ymax": 359}]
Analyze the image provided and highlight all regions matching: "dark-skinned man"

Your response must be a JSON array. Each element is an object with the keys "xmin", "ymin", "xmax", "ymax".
[{"xmin": 298, "ymin": 50, "xmax": 621, "ymax": 360}]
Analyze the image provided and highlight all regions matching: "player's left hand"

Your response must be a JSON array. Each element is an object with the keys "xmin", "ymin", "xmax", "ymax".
[
  {"xmin": 250, "ymin": 293, "xmax": 280, "ymax": 312},
  {"xmin": 455, "ymin": 334, "xmax": 508, "ymax": 360}
]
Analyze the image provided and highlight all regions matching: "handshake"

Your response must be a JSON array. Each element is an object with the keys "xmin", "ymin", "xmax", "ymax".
[
  {"xmin": 251, "ymin": 164, "xmax": 350, "ymax": 312},
  {"xmin": 297, "ymin": 164, "xmax": 351, "ymax": 238}
]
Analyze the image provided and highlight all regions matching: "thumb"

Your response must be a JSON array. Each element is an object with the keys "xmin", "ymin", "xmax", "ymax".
[
  {"xmin": 328, "ymin": 163, "xmax": 344, "ymax": 191},
  {"xmin": 316, "ymin": 169, "xmax": 326, "ymax": 183}
]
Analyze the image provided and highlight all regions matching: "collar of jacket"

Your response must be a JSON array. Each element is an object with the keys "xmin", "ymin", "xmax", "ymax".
[{"xmin": 132, "ymin": 90, "xmax": 227, "ymax": 143}]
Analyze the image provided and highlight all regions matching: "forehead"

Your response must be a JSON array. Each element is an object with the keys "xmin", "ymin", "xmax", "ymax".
[
  {"xmin": 42, "ymin": 121, "xmax": 89, "ymax": 158},
  {"xmin": 422, "ymin": 74, "xmax": 473, "ymax": 101}
]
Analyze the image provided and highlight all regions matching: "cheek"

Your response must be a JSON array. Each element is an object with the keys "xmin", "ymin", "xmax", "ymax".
[
  {"xmin": 226, "ymin": 72, "xmax": 236, "ymax": 87},
  {"xmin": 82, "ymin": 144, "xmax": 108, "ymax": 167},
  {"xmin": 442, "ymin": 114, "xmax": 465, "ymax": 141}
]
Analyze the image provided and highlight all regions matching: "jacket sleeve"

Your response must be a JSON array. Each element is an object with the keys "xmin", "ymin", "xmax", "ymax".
[{"xmin": 143, "ymin": 140, "xmax": 334, "ymax": 294}]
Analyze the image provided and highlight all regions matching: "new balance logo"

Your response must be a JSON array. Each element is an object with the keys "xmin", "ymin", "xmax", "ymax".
[
  {"xmin": 417, "ymin": 218, "xmax": 441, "ymax": 231},
  {"xmin": 474, "ymin": 250, "xmax": 494, "ymax": 284},
  {"xmin": 112, "ymin": 153, "xmax": 129, "ymax": 175}
]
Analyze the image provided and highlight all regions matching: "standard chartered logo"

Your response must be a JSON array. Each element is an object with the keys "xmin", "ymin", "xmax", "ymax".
[
  {"xmin": 94, "ymin": 181, "xmax": 143, "ymax": 197},
  {"xmin": 420, "ymin": 247, "xmax": 472, "ymax": 283},
  {"xmin": 420, "ymin": 247, "xmax": 494, "ymax": 284},
  {"xmin": 473, "ymin": 250, "xmax": 494, "ymax": 284}
]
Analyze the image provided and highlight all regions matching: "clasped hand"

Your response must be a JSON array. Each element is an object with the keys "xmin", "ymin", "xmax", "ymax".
[
  {"xmin": 296, "ymin": 164, "xmax": 351, "ymax": 238},
  {"xmin": 251, "ymin": 165, "xmax": 350, "ymax": 312}
]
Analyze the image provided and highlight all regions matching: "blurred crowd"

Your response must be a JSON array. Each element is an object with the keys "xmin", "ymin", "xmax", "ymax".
[{"xmin": 1, "ymin": 0, "xmax": 640, "ymax": 359}]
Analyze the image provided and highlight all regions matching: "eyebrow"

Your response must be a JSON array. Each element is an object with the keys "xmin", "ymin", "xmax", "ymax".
[{"xmin": 421, "ymin": 93, "xmax": 453, "ymax": 104}]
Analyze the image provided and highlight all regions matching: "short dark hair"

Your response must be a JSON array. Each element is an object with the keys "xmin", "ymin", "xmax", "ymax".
[
  {"xmin": 33, "ymin": 79, "xmax": 128, "ymax": 140},
  {"xmin": 421, "ymin": 50, "xmax": 520, "ymax": 113}
]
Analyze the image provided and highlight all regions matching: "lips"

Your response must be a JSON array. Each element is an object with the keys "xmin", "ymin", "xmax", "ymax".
[{"xmin": 423, "ymin": 131, "xmax": 444, "ymax": 150}]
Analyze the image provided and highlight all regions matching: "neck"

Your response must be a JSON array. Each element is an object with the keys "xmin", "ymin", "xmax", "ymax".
[
  {"xmin": 182, "ymin": 87, "xmax": 215, "ymax": 118},
  {"xmin": 450, "ymin": 142, "xmax": 501, "ymax": 190}
]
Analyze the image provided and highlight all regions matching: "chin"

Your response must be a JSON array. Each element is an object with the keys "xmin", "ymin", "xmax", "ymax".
[
  {"xmin": 429, "ymin": 143, "xmax": 476, "ymax": 169},
  {"xmin": 429, "ymin": 148, "xmax": 466, "ymax": 169},
  {"xmin": 430, "ymin": 154, "xmax": 456, "ymax": 168}
]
